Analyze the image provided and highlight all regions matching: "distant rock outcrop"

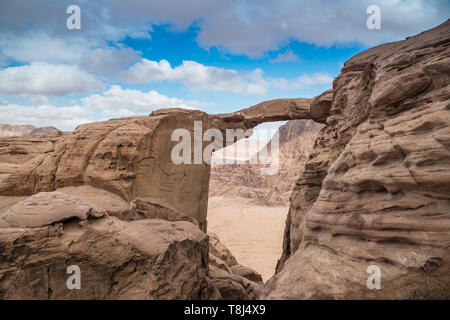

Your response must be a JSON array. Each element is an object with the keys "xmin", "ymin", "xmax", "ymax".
[{"xmin": 0, "ymin": 124, "xmax": 60, "ymax": 138}]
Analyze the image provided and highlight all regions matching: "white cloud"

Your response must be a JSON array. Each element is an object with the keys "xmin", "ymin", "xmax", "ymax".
[
  {"xmin": 103, "ymin": 0, "xmax": 448, "ymax": 56},
  {"xmin": 81, "ymin": 85, "xmax": 203, "ymax": 114},
  {"xmin": 119, "ymin": 59, "xmax": 332, "ymax": 95},
  {"xmin": 269, "ymin": 50, "xmax": 299, "ymax": 63},
  {"xmin": 0, "ymin": 104, "xmax": 93, "ymax": 130},
  {"xmin": 0, "ymin": 32, "xmax": 142, "ymax": 75},
  {"xmin": 118, "ymin": 59, "xmax": 173, "ymax": 83},
  {"xmin": 270, "ymin": 73, "xmax": 334, "ymax": 91},
  {"xmin": 0, "ymin": 1, "xmax": 447, "ymax": 58},
  {"xmin": 0, "ymin": 85, "xmax": 206, "ymax": 130},
  {"xmin": 80, "ymin": 47, "xmax": 141, "ymax": 75},
  {"xmin": 0, "ymin": 32, "xmax": 95, "ymax": 65},
  {"xmin": 119, "ymin": 59, "xmax": 266, "ymax": 94},
  {"xmin": 27, "ymin": 95, "xmax": 49, "ymax": 105},
  {"xmin": 0, "ymin": 62, "xmax": 104, "ymax": 96},
  {"xmin": 295, "ymin": 73, "xmax": 334, "ymax": 87}
]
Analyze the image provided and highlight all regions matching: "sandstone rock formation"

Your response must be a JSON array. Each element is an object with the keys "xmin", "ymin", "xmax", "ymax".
[
  {"xmin": 263, "ymin": 19, "xmax": 450, "ymax": 299},
  {"xmin": 209, "ymin": 119, "xmax": 323, "ymax": 206},
  {"xmin": 0, "ymin": 20, "xmax": 449, "ymax": 300},
  {"xmin": 0, "ymin": 100, "xmax": 325, "ymax": 231},
  {"xmin": 0, "ymin": 186, "xmax": 262, "ymax": 299},
  {"xmin": 0, "ymin": 124, "xmax": 60, "ymax": 138},
  {"xmin": 2, "ymin": 105, "xmax": 299, "ymax": 299},
  {"xmin": 0, "ymin": 207, "xmax": 211, "ymax": 299}
]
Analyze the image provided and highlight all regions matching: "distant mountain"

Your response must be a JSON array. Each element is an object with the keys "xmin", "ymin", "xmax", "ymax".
[
  {"xmin": 0, "ymin": 124, "xmax": 60, "ymax": 138},
  {"xmin": 209, "ymin": 119, "xmax": 323, "ymax": 206}
]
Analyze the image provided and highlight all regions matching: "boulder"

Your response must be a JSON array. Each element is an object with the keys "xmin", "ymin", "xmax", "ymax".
[{"xmin": 0, "ymin": 213, "xmax": 212, "ymax": 299}]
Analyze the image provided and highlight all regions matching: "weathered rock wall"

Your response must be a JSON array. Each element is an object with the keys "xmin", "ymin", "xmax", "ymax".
[{"xmin": 264, "ymin": 19, "xmax": 450, "ymax": 299}]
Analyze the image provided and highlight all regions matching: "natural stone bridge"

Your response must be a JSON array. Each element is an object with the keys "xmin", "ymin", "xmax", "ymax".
[
  {"xmin": 0, "ymin": 20, "xmax": 449, "ymax": 299},
  {"xmin": 0, "ymin": 91, "xmax": 331, "ymax": 232}
]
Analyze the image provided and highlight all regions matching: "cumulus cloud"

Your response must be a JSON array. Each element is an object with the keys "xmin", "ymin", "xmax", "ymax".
[
  {"xmin": 0, "ymin": 31, "xmax": 142, "ymax": 75},
  {"xmin": 0, "ymin": 1, "xmax": 151, "ymax": 42},
  {"xmin": 196, "ymin": 0, "xmax": 450, "ymax": 56},
  {"xmin": 0, "ymin": 32, "xmax": 95, "ymax": 65},
  {"xmin": 81, "ymin": 85, "xmax": 203, "ymax": 113},
  {"xmin": 118, "ymin": 59, "xmax": 267, "ymax": 94},
  {"xmin": 269, "ymin": 50, "xmax": 299, "ymax": 63},
  {"xmin": 104, "ymin": 0, "xmax": 449, "ymax": 56},
  {"xmin": 1, "ymin": 0, "xmax": 447, "ymax": 58},
  {"xmin": 296, "ymin": 73, "xmax": 334, "ymax": 87},
  {"xmin": 0, "ymin": 62, "xmax": 104, "ymax": 95},
  {"xmin": 119, "ymin": 59, "xmax": 332, "ymax": 95},
  {"xmin": 270, "ymin": 73, "xmax": 334, "ymax": 91},
  {"xmin": 27, "ymin": 95, "xmax": 50, "ymax": 105},
  {"xmin": 80, "ymin": 47, "xmax": 141, "ymax": 75}
]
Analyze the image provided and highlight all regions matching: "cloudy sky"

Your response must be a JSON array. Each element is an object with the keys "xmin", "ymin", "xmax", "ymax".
[{"xmin": 0, "ymin": 0, "xmax": 448, "ymax": 130}]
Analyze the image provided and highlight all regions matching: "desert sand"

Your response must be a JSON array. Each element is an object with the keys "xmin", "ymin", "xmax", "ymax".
[{"xmin": 207, "ymin": 196, "xmax": 288, "ymax": 282}]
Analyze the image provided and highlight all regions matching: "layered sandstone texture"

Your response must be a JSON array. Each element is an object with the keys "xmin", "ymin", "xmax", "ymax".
[
  {"xmin": 0, "ymin": 186, "xmax": 263, "ymax": 299},
  {"xmin": 263, "ymin": 20, "xmax": 450, "ymax": 299}
]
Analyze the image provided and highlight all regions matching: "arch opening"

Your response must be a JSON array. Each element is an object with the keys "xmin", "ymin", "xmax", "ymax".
[{"xmin": 207, "ymin": 120, "xmax": 323, "ymax": 281}]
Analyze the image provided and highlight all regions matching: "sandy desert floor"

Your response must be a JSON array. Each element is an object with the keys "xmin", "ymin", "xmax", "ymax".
[{"xmin": 207, "ymin": 196, "xmax": 288, "ymax": 282}]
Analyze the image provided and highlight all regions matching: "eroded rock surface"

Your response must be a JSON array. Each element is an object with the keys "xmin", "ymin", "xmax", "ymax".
[
  {"xmin": 0, "ymin": 20, "xmax": 448, "ymax": 300},
  {"xmin": 0, "ymin": 124, "xmax": 60, "ymax": 138},
  {"xmin": 0, "ymin": 188, "xmax": 263, "ymax": 299},
  {"xmin": 264, "ymin": 19, "xmax": 450, "ymax": 299},
  {"xmin": 0, "ymin": 191, "xmax": 105, "ymax": 228},
  {"xmin": 0, "ymin": 214, "xmax": 211, "ymax": 299},
  {"xmin": 0, "ymin": 106, "xmax": 280, "ymax": 299},
  {"xmin": 0, "ymin": 104, "xmax": 321, "ymax": 231},
  {"xmin": 210, "ymin": 119, "xmax": 323, "ymax": 206}
]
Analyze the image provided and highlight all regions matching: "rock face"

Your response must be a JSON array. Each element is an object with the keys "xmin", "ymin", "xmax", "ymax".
[
  {"xmin": 1, "ymin": 20, "xmax": 449, "ymax": 300},
  {"xmin": 2, "ymin": 103, "xmax": 308, "ymax": 299},
  {"xmin": 0, "ymin": 103, "xmax": 323, "ymax": 231},
  {"xmin": 263, "ymin": 20, "xmax": 450, "ymax": 299},
  {"xmin": 0, "ymin": 213, "xmax": 211, "ymax": 299},
  {"xmin": 0, "ymin": 124, "xmax": 60, "ymax": 138},
  {"xmin": 209, "ymin": 119, "xmax": 323, "ymax": 205}
]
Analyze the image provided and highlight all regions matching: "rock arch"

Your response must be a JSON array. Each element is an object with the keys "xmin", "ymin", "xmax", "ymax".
[{"xmin": 0, "ymin": 95, "xmax": 330, "ymax": 232}]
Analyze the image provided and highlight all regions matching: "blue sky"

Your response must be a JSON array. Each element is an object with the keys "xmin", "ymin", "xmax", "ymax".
[
  {"xmin": 118, "ymin": 25, "xmax": 363, "ymax": 114},
  {"xmin": 0, "ymin": 0, "xmax": 448, "ymax": 130}
]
